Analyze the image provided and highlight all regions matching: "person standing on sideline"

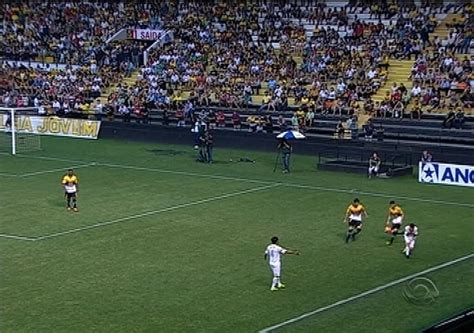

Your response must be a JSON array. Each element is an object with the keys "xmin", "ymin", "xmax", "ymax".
[
  {"xmin": 264, "ymin": 236, "xmax": 300, "ymax": 291},
  {"xmin": 420, "ymin": 150, "xmax": 432, "ymax": 163},
  {"xmin": 197, "ymin": 131, "xmax": 207, "ymax": 162},
  {"xmin": 278, "ymin": 138, "xmax": 292, "ymax": 173},
  {"xmin": 368, "ymin": 152, "xmax": 381, "ymax": 179},
  {"xmin": 205, "ymin": 130, "xmax": 213, "ymax": 164}
]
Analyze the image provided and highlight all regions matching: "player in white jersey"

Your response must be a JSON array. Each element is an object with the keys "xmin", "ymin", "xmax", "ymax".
[
  {"xmin": 264, "ymin": 236, "xmax": 300, "ymax": 291},
  {"xmin": 402, "ymin": 223, "xmax": 418, "ymax": 259}
]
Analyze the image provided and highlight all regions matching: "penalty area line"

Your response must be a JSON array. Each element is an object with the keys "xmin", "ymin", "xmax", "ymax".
[
  {"xmin": 96, "ymin": 163, "xmax": 474, "ymax": 209},
  {"xmin": 19, "ymin": 163, "xmax": 94, "ymax": 177},
  {"xmin": 257, "ymin": 253, "xmax": 474, "ymax": 333},
  {"xmin": 0, "ymin": 172, "xmax": 18, "ymax": 177},
  {"xmin": 0, "ymin": 233, "xmax": 36, "ymax": 241},
  {"xmin": 34, "ymin": 183, "xmax": 279, "ymax": 241}
]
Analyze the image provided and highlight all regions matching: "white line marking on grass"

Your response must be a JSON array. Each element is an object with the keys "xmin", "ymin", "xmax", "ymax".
[
  {"xmin": 99, "ymin": 162, "xmax": 271, "ymax": 185},
  {"xmin": 0, "ymin": 152, "xmax": 86, "ymax": 164},
  {"xmin": 97, "ymin": 163, "xmax": 474, "ymax": 209},
  {"xmin": 4, "ymin": 154, "xmax": 474, "ymax": 209},
  {"xmin": 34, "ymin": 183, "xmax": 279, "ymax": 241},
  {"xmin": 0, "ymin": 172, "xmax": 17, "ymax": 177},
  {"xmin": 258, "ymin": 253, "xmax": 474, "ymax": 333},
  {"xmin": 0, "ymin": 233, "xmax": 36, "ymax": 241},
  {"xmin": 282, "ymin": 183, "xmax": 474, "ymax": 209},
  {"xmin": 19, "ymin": 163, "xmax": 94, "ymax": 178}
]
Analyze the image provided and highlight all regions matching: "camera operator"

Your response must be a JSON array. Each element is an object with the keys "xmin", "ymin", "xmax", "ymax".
[{"xmin": 278, "ymin": 138, "xmax": 292, "ymax": 173}]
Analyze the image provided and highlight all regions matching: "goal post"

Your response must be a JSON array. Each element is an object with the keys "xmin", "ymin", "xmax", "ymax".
[{"xmin": 0, "ymin": 107, "xmax": 42, "ymax": 155}]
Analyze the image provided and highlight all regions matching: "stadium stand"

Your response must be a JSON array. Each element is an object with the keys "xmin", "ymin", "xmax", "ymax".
[{"xmin": 0, "ymin": 0, "xmax": 472, "ymax": 147}]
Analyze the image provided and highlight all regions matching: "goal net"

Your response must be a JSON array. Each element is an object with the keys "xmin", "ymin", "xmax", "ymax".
[{"xmin": 0, "ymin": 107, "xmax": 42, "ymax": 155}]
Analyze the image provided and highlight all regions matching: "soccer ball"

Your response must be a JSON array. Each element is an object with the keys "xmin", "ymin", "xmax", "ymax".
[{"xmin": 384, "ymin": 226, "xmax": 392, "ymax": 233}]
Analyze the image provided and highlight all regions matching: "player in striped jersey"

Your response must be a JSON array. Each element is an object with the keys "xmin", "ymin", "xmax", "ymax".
[
  {"xmin": 61, "ymin": 169, "xmax": 79, "ymax": 212},
  {"xmin": 344, "ymin": 198, "xmax": 368, "ymax": 243},
  {"xmin": 386, "ymin": 200, "xmax": 404, "ymax": 245}
]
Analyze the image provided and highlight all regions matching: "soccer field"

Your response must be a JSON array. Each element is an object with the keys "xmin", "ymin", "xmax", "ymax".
[{"xmin": 1, "ymin": 136, "xmax": 473, "ymax": 332}]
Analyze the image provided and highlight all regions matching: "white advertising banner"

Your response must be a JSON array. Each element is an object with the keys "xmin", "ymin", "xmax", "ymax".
[
  {"xmin": 0, "ymin": 115, "xmax": 101, "ymax": 140},
  {"xmin": 128, "ymin": 29, "xmax": 163, "ymax": 40},
  {"xmin": 418, "ymin": 162, "xmax": 474, "ymax": 188}
]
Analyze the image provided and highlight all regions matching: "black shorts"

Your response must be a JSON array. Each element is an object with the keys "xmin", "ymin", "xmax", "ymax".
[
  {"xmin": 65, "ymin": 192, "xmax": 76, "ymax": 199},
  {"xmin": 391, "ymin": 223, "xmax": 401, "ymax": 230},
  {"xmin": 349, "ymin": 220, "xmax": 362, "ymax": 227}
]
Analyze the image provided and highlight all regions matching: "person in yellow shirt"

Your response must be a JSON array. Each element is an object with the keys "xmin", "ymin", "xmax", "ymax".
[
  {"xmin": 385, "ymin": 200, "xmax": 404, "ymax": 245},
  {"xmin": 61, "ymin": 169, "xmax": 79, "ymax": 212},
  {"xmin": 344, "ymin": 198, "xmax": 368, "ymax": 243}
]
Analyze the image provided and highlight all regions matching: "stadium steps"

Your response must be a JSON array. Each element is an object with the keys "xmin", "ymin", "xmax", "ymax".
[
  {"xmin": 96, "ymin": 69, "xmax": 140, "ymax": 104},
  {"xmin": 371, "ymin": 60, "xmax": 413, "ymax": 102},
  {"xmin": 430, "ymin": 13, "xmax": 463, "ymax": 39}
]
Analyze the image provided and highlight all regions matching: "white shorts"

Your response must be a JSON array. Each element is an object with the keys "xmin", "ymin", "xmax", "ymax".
[
  {"xmin": 369, "ymin": 166, "xmax": 379, "ymax": 174},
  {"xmin": 391, "ymin": 216, "xmax": 403, "ymax": 225},
  {"xmin": 64, "ymin": 185, "xmax": 77, "ymax": 193},
  {"xmin": 404, "ymin": 237, "xmax": 416, "ymax": 248},
  {"xmin": 269, "ymin": 263, "xmax": 281, "ymax": 277}
]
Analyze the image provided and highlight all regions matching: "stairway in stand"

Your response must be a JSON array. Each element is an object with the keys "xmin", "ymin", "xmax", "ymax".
[
  {"xmin": 371, "ymin": 60, "xmax": 413, "ymax": 103},
  {"xmin": 429, "ymin": 13, "xmax": 461, "ymax": 41},
  {"xmin": 96, "ymin": 69, "xmax": 140, "ymax": 105}
]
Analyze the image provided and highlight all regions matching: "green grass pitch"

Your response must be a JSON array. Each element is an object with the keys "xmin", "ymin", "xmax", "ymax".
[{"xmin": 1, "ymin": 136, "xmax": 473, "ymax": 332}]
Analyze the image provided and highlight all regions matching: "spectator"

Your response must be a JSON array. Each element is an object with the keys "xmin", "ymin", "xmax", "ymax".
[
  {"xmin": 420, "ymin": 150, "xmax": 433, "ymax": 162},
  {"xmin": 119, "ymin": 104, "xmax": 130, "ymax": 122},
  {"xmin": 162, "ymin": 110, "xmax": 169, "ymax": 126},
  {"xmin": 216, "ymin": 111, "xmax": 226, "ymax": 128},
  {"xmin": 247, "ymin": 115, "xmax": 257, "ymax": 133},
  {"xmin": 232, "ymin": 112, "xmax": 241, "ymax": 131},
  {"xmin": 277, "ymin": 114, "xmax": 286, "ymax": 131},
  {"xmin": 265, "ymin": 115, "xmax": 274, "ymax": 134},
  {"xmin": 364, "ymin": 120, "xmax": 374, "ymax": 141},
  {"xmin": 291, "ymin": 113, "xmax": 299, "ymax": 130},
  {"xmin": 452, "ymin": 107, "xmax": 465, "ymax": 129},
  {"xmin": 442, "ymin": 109, "xmax": 456, "ymax": 128},
  {"xmin": 368, "ymin": 152, "xmax": 381, "ymax": 179},
  {"xmin": 376, "ymin": 124, "xmax": 385, "ymax": 142},
  {"xmin": 305, "ymin": 109, "xmax": 315, "ymax": 127},
  {"xmin": 336, "ymin": 120, "xmax": 345, "ymax": 139}
]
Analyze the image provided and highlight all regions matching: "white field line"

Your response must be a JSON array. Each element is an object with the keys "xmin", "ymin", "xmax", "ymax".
[
  {"xmin": 258, "ymin": 253, "xmax": 474, "ymax": 333},
  {"xmin": 3, "ymin": 153, "xmax": 474, "ymax": 209},
  {"xmin": 33, "ymin": 183, "xmax": 279, "ymax": 241},
  {"xmin": 0, "ymin": 233, "xmax": 36, "ymax": 241},
  {"xmin": 97, "ymin": 163, "xmax": 474, "ymax": 209},
  {"xmin": 0, "ymin": 172, "xmax": 18, "ymax": 177},
  {"xmin": 18, "ymin": 163, "xmax": 94, "ymax": 178},
  {"xmin": 0, "ymin": 152, "xmax": 86, "ymax": 164}
]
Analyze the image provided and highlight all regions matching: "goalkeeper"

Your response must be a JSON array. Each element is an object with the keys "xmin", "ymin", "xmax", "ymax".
[{"xmin": 61, "ymin": 169, "xmax": 79, "ymax": 212}]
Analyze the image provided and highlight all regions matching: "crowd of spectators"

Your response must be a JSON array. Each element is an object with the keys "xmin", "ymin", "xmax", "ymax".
[
  {"xmin": 0, "ymin": 1, "xmax": 472, "ymax": 131},
  {"xmin": 1, "ymin": 2, "xmax": 164, "ymax": 64},
  {"xmin": 383, "ymin": 8, "xmax": 474, "ymax": 121},
  {"xmin": 120, "ymin": 1, "xmax": 472, "ymax": 130},
  {"xmin": 0, "ymin": 38, "xmax": 149, "ymax": 115}
]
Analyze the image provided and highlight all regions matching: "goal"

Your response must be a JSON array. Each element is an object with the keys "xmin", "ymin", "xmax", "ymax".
[{"xmin": 0, "ymin": 107, "xmax": 42, "ymax": 155}]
